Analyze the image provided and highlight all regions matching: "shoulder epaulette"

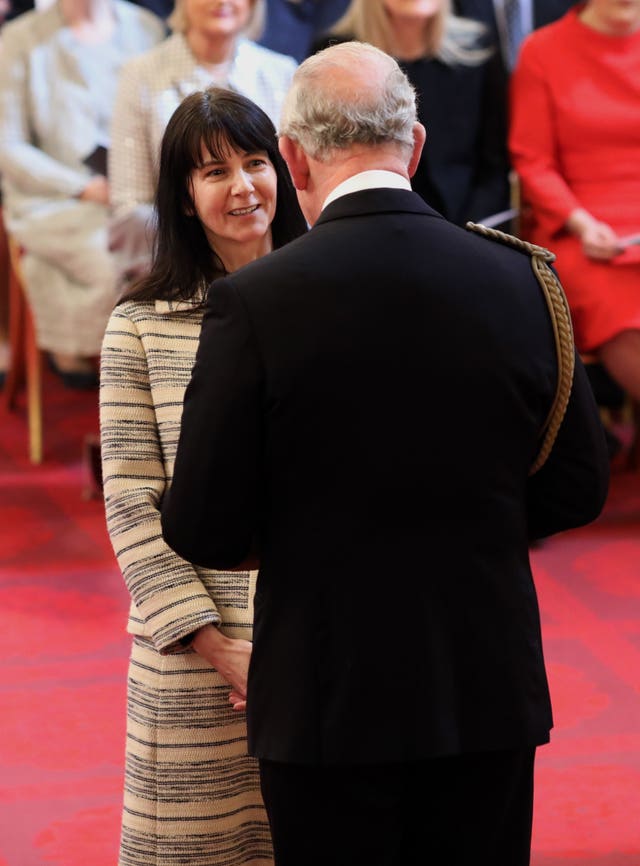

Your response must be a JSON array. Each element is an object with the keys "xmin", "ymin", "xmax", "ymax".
[{"xmin": 466, "ymin": 221, "xmax": 575, "ymax": 475}]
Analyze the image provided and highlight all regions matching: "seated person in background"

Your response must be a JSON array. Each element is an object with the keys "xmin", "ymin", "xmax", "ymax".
[
  {"xmin": 0, "ymin": 0, "xmax": 164, "ymax": 387},
  {"xmin": 452, "ymin": 0, "xmax": 577, "ymax": 72},
  {"xmin": 317, "ymin": 0, "xmax": 510, "ymax": 227},
  {"xmin": 259, "ymin": 0, "xmax": 349, "ymax": 61},
  {"xmin": 5, "ymin": 0, "xmax": 174, "ymax": 23},
  {"xmin": 108, "ymin": 0, "xmax": 297, "ymax": 288},
  {"xmin": 101, "ymin": 86, "xmax": 306, "ymax": 866},
  {"xmin": 509, "ymin": 0, "xmax": 640, "ymax": 405}
]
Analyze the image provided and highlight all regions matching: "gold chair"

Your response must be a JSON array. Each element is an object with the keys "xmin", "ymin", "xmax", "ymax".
[{"xmin": 4, "ymin": 237, "xmax": 44, "ymax": 464}]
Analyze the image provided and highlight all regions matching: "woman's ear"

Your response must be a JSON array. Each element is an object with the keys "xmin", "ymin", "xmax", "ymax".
[{"xmin": 279, "ymin": 136, "xmax": 310, "ymax": 191}]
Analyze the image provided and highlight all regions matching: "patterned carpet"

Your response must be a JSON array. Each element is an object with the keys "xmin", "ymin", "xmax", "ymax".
[{"xmin": 1, "ymin": 370, "xmax": 639, "ymax": 865}]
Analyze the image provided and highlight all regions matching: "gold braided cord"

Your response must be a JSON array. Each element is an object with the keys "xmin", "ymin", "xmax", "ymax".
[{"xmin": 465, "ymin": 222, "xmax": 575, "ymax": 475}]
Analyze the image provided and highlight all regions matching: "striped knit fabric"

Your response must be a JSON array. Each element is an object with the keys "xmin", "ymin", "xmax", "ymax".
[{"xmin": 100, "ymin": 300, "xmax": 272, "ymax": 866}]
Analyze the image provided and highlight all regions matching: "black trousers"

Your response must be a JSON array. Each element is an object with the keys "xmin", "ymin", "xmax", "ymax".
[{"xmin": 259, "ymin": 747, "xmax": 536, "ymax": 866}]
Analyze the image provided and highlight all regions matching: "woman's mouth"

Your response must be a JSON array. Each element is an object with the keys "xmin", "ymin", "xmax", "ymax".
[{"xmin": 229, "ymin": 205, "xmax": 260, "ymax": 216}]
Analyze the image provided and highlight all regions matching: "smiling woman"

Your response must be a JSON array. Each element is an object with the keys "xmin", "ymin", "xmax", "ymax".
[
  {"xmin": 107, "ymin": 0, "xmax": 298, "ymax": 290},
  {"xmin": 99, "ymin": 88, "xmax": 306, "ymax": 866},
  {"xmin": 190, "ymin": 148, "xmax": 278, "ymax": 271}
]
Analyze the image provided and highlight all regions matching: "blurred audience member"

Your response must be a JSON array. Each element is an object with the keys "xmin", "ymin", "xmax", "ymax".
[
  {"xmin": 260, "ymin": 0, "xmax": 349, "ymax": 60},
  {"xmin": 453, "ymin": 0, "xmax": 576, "ymax": 71},
  {"xmin": 320, "ymin": 0, "xmax": 510, "ymax": 226},
  {"xmin": 101, "ymin": 86, "xmax": 306, "ymax": 866},
  {"xmin": 132, "ymin": 0, "xmax": 172, "ymax": 18},
  {"xmin": 4, "ymin": 0, "xmax": 30, "ymax": 22},
  {"xmin": 510, "ymin": 0, "xmax": 640, "ymax": 401},
  {"xmin": 0, "ymin": 0, "xmax": 11, "ymax": 385},
  {"xmin": 5, "ymin": 0, "xmax": 173, "ymax": 22},
  {"xmin": 108, "ymin": 0, "xmax": 297, "ymax": 287},
  {"xmin": 0, "ymin": 0, "xmax": 164, "ymax": 387},
  {"xmin": 0, "ymin": 207, "xmax": 8, "ymax": 389}
]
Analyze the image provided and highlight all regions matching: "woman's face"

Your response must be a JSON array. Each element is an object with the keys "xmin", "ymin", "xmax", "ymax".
[
  {"xmin": 382, "ymin": 0, "xmax": 442, "ymax": 21},
  {"xmin": 586, "ymin": 0, "xmax": 640, "ymax": 32},
  {"xmin": 183, "ymin": 0, "xmax": 253, "ymax": 39},
  {"xmin": 189, "ymin": 143, "xmax": 277, "ymax": 263}
]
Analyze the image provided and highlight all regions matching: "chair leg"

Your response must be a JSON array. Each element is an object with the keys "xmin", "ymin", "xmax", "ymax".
[
  {"xmin": 5, "ymin": 237, "xmax": 44, "ymax": 463},
  {"xmin": 4, "ymin": 258, "xmax": 26, "ymax": 410},
  {"xmin": 24, "ymin": 303, "xmax": 43, "ymax": 464}
]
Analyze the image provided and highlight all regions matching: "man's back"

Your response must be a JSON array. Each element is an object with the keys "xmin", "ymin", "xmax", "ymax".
[
  {"xmin": 162, "ymin": 42, "xmax": 609, "ymax": 865},
  {"xmin": 164, "ymin": 189, "xmax": 607, "ymax": 764}
]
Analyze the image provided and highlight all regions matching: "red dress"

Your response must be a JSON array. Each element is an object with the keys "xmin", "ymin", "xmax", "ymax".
[{"xmin": 509, "ymin": 7, "xmax": 640, "ymax": 352}]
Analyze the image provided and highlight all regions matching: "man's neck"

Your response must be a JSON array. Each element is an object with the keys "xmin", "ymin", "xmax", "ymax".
[{"xmin": 304, "ymin": 149, "xmax": 411, "ymax": 225}]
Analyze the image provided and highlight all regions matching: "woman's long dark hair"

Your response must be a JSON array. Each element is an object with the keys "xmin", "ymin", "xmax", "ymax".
[{"xmin": 123, "ymin": 87, "xmax": 307, "ymax": 304}]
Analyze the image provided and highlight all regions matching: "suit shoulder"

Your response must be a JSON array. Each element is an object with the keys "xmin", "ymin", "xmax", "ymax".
[
  {"xmin": 465, "ymin": 221, "xmax": 555, "ymax": 263},
  {"xmin": 226, "ymin": 232, "xmax": 311, "ymax": 294}
]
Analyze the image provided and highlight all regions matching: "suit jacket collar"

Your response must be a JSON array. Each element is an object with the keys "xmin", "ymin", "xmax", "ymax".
[{"xmin": 314, "ymin": 187, "xmax": 444, "ymax": 228}]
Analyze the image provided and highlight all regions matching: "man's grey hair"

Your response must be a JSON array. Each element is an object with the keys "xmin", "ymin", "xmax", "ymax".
[{"xmin": 279, "ymin": 42, "xmax": 418, "ymax": 161}]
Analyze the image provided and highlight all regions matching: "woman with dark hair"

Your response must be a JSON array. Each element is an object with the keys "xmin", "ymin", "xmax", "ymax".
[
  {"xmin": 108, "ymin": 0, "xmax": 297, "ymax": 289},
  {"xmin": 100, "ymin": 87, "xmax": 306, "ymax": 866}
]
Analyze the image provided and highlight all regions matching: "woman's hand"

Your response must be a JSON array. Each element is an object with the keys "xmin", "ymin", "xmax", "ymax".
[
  {"xmin": 191, "ymin": 624, "xmax": 251, "ymax": 700},
  {"xmin": 228, "ymin": 689, "xmax": 247, "ymax": 712},
  {"xmin": 566, "ymin": 208, "xmax": 622, "ymax": 261}
]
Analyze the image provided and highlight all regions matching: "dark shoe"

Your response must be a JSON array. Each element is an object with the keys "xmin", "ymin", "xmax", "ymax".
[{"xmin": 48, "ymin": 355, "xmax": 98, "ymax": 390}]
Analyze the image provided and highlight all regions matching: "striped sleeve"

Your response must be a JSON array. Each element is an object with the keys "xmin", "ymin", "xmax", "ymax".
[{"xmin": 100, "ymin": 305, "xmax": 221, "ymax": 652}]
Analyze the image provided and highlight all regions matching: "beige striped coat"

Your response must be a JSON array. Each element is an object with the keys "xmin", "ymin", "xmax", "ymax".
[{"xmin": 100, "ymin": 298, "xmax": 272, "ymax": 866}]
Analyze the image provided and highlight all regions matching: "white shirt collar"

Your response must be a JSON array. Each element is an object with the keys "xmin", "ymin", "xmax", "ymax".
[{"xmin": 322, "ymin": 170, "xmax": 412, "ymax": 213}]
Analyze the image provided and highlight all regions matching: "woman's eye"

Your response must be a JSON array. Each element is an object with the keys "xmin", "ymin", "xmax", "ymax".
[
  {"xmin": 248, "ymin": 159, "xmax": 267, "ymax": 169},
  {"xmin": 206, "ymin": 168, "xmax": 225, "ymax": 177}
]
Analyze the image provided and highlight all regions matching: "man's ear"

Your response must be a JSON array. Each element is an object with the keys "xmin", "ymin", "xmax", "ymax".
[
  {"xmin": 279, "ymin": 136, "xmax": 310, "ymax": 191},
  {"xmin": 407, "ymin": 123, "xmax": 426, "ymax": 179}
]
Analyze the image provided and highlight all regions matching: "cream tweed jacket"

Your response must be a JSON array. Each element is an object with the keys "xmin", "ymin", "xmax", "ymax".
[{"xmin": 100, "ymin": 298, "xmax": 258, "ymax": 652}]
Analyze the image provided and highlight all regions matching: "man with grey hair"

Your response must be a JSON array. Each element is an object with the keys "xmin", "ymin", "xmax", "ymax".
[{"xmin": 162, "ymin": 42, "xmax": 608, "ymax": 866}]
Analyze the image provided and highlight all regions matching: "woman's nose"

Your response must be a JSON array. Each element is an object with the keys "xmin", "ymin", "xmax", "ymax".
[{"xmin": 231, "ymin": 170, "xmax": 254, "ymax": 195}]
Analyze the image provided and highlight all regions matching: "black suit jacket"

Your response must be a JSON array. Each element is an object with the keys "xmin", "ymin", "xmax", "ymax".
[{"xmin": 162, "ymin": 189, "xmax": 609, "ymax": 765}]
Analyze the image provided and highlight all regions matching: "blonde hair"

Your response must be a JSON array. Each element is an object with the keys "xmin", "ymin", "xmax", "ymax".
[
  {"xmin": 169, "ymin": 0, "xmax": 266, "ymax": 41},
  {"xmin": 332, "ymin": 0, "xmax": 490, "ymax": 66}
]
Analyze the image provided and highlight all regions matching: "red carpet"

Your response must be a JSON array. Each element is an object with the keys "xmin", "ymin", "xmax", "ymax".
[{"xmin": 1, "ymin": 371, "xmax": 639, "ymax": 865}]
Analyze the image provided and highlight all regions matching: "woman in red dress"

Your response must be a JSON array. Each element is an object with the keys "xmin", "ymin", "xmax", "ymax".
[{"xmin": 509, "ymin": 0, "xmax": 640, "ymax": 400}]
